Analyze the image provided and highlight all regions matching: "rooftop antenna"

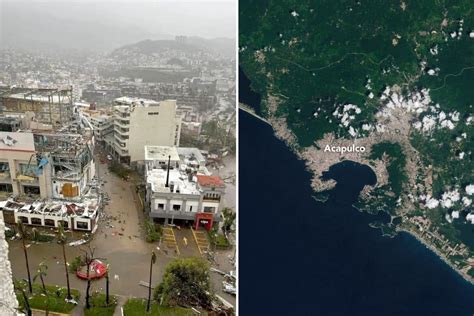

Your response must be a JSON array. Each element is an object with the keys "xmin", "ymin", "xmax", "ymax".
[{"xmin": 165, "ymin": 155, "xmax": 171, "ymax": 187}]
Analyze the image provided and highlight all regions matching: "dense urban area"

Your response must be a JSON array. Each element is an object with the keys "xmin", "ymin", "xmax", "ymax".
[{"xmin": 0, "ymin": 34, "xmax": 236, "ymax": 316}]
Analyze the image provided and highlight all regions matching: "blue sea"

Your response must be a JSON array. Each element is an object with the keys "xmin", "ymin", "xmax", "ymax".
[{"xmin": 239, "ymin": 69, "xmax": 474, "ymax": 316}]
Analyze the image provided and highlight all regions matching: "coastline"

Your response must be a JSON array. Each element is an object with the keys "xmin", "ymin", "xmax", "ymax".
[
  {"xmin": 241, "ymin": 94, "xmax": 474, "ymax": 287},
  {"xmin": 398, "ymin": 227, "xmax": 474, "ymax": 285}
]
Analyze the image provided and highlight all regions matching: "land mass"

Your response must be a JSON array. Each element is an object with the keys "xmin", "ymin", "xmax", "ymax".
[{"xmin": 240, "ymin": 0, "xmax": 474, "ymax": 283}]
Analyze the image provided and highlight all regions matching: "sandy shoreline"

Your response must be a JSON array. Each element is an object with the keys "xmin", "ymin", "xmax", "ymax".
[{"xmin": 398, "ymin": 227, "xmax": 474, "ymax": 285}]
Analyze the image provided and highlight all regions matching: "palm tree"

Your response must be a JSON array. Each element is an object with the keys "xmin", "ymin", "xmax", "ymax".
[
  {"xmin": 17, "ymin": 220, "xmax": 32, "ymax": 293},
  {"xmin": 33, "ymin": 262, "xmax": 49, "ymax": 316},
  {"xmin": 57, "ymin": 223, "xmax": 72, "ymax": 300},
  {"xmin": 105, "ymin": 264, "xmax": 110, "ymax": 306},
  {"xmin": 83, "ymin": 247, "xmax": 94, "ymax": 310},
  {"xmin": 14, "ymin": 278, "xmax": 32, "ymax": 316},
  {"xmin": 82, "ymin": 246, "xmax": 103, "ymax": 310},
  {"xmin": 221, "ymin": 207, "xmax": 236, "ymax": 235},
  {"xmin": 146, "ymin": 251, "xmax": 157, "ymax": 312}
]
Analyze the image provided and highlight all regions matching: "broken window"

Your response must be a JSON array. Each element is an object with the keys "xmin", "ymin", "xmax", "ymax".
[
  {"xmin": 172, "ymin": 204, "xmax": 181, "ymax": 211},
  {"xmin": 76, "ymin": 221, "xmax": 89, "ymax": 230},
  {"xmin": 157, "ymin": 203, "xmax": 165, "ymax": 210},
  {"xmin": 203, "ymin": 206, "xmax": 215, "ymax": 213},
  {"xmin": 18, "ymin": 216, "xmax": 29, "ymax": 224},
  {"xmin": 0, "ymin": 183, "xmax": 13, "ymax": 192},
  {"xmin": 23, "ymin": 186, "xmax": 40, "ymax": 195},
  {"xmin": 18, "ymin": 163, "xmax": 32, "ymax": 175},
  {"xmin": 0, "ymin": 161, "xmax": 9, "ymax": 172},
  {"xmin": 31, "ymin": 217, "xmax": 42, "ymax": 225},
  {"xmin": 44, "ymin": 219, "xmax": 55, "ymax": 227}
]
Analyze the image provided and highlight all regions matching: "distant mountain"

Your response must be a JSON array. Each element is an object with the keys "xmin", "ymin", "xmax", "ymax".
[
  {"xmin": 0, "ymin": 2, "xmax": 169, "ymax": 53},
  {"xmin": 110, "ymin": 39, "xmax": 203, "ymax": 56},
  {"xmin": 186, "ymin": 37, "xmax": 236, "ymax": 58},
  {"xmin": 110, "ymin": 37, "xmax": 236, "ymax": 59}
]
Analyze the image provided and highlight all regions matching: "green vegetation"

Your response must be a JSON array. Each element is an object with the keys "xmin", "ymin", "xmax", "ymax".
[
  {"xmin": 355, "ymin": 142, "xmax": 407, "ymax": 216},
  {"xmin": 4, "ymin": 227, "xmax": 15, "ymax": 239},
  {"xmin": 84, "ymin": 293, "xmax": 117, "ymax": 316},
  {"xmin": 180, "ymin": 118, "xmax": 236, "ymax": 154},
  {"xmin": 154, "ymin": 257, "xmax": 212, "ymax": 309},
  {"xmin": 240, "ymin": 0, "xmax": 474, "ymax": 274},
  {"xmin": 221, "ymin": 207, "xmax": 236, "ymax": 234},
  {"xmin": 108, "ymin": 161, "xmax": 131, "ymax": 179},
  {"xmin": 124, "ymin": 298, "xmax": 193, "ymax": 316},
  {"xmin": 370, "ymin": 142, "xmax": 407, "ymax": 196},
  {"xmin": 69, "ymin": 255, "xmax": 83, "ymax": 273},
  {"xmin": 468, "ymin": 268, "xmax": 474, "ymax": 278},
  {"xmin": 144, "ymin": 219, "xmax": 162, "ymax": 242},
  {"xmin": 15, "ymin": 281, "xmax": 80, "ymax": 314},
  {"xmin": 208, "ymin": 227, "xmax": 231, "ymax": 249},
  {"xmin": 240, "ymin": 0, "xmax": 474, "ymax": 146}
]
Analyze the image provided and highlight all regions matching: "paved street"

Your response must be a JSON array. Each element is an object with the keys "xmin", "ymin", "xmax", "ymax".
[{"xmin": 7, "ymin": 158, "xmax": 236, "ymax": 312}]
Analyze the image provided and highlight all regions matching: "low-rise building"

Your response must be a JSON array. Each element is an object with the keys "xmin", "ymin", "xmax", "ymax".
[
  {"xmin": 1, "ymin": 87, "xmax": 74, "ymax": 126},
  {"xmin": 144, "ymin": 145, "xmax": 224, "ymax": 230},
  {"xmin": 0, "ymin": 193, "xmax": 99, "ymax": 231},
  {"xmin": 0, "ymin": 115, "xmax": 99, "ymax": 232},
  {"xmin": 0, "ymin": 131, "xmax": 51, "ymax": 199}
]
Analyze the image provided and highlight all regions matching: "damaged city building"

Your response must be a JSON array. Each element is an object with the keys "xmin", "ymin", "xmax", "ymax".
[
  {"xmin": 144, "ymin": 145, "xmax": 224, "ymax": 230},
  {"xmin": 1, "ymin": 87, "xmax": 74, "ymax": 126},
  {"xmin": 0, "ymin": 106, "xmax": 99, "ymax": 232}
]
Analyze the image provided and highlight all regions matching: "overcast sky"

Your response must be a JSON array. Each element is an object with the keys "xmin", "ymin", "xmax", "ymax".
[{"xmin": 0, "ymin": 0, "xmax": 236, "ymax": 39}]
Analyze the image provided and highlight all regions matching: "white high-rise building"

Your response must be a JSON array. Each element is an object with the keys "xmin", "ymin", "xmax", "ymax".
[{"xmin": 110, "ymin": 97, "xmax": 182, "ymax": 164}]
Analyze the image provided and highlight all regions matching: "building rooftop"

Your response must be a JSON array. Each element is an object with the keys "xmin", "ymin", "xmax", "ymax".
[
  {"xmin": 4, "ymin": 89, "xmax": 72, "ymax": 104},
  {"xmin": 177, "ymin": 147, "xmax": 206, "ymax": 166},
  {"xmin": 0, "ymin": 196, "xmax": 99, "ymax": 219},
  {"xmin": 145, "ymin": 146, "xmax": 180, "ymax": 162},
  {"xmin": 147, "ymin": 168, "xmax": 200, "ymax": 195},
  {"xmin": 114, "ymin": 97, "xmax": 160, "ymax": 107},
  {"xmin": 0, "ymin": 131, "xmax": 35, "ymax": 152},
  {"xmin": 196, "ymin": 175, "xmax": 225, "ymax": 188}
]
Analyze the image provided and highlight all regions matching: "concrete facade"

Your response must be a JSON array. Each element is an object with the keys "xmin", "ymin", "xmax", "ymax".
[
  {"xmin": 112, "ymin": 97, "xmax": 181, "ymax": 164},
  {"xmin": 1, "ymin": 88, "xmax": 74, "ymax": 126},
  {"xmin": 0, "ymin": 132, "xmax": 51, "ymax": 199},
  {"xmin": 144, "ymin": 146, "xmax": 224, "ymax": 228}
]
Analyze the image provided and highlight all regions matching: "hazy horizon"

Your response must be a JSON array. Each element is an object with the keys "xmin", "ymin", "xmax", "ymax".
[{"xmin": 0, "ymin": 0, "xmax": 236, "ymax": 52}]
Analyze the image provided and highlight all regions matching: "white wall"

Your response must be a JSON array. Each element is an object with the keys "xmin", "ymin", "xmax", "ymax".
[{"xmin": 127, "ymin": 100, "xmax": 181, "ymax": 162}]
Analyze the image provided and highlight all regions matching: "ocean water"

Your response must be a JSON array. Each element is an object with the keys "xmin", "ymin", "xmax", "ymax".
[{"xmin": 239, "ymin": 79, "xmax": 474, "ymax": 315}]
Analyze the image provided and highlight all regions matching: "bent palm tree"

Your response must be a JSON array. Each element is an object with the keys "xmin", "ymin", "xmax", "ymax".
[
  {"xmin": 33, "ymin": 262, "xmax": 49, "ymax": 316},
  {"xmin": 17, "ymin": 220, "xmax": 32, "ymax": 293},
  {"xmin": 57, "ymin": 223, "xmax": 72, "ymax": 300}
]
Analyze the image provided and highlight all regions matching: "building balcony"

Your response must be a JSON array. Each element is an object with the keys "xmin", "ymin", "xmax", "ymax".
[
  {"xmin": 114, "ymin": 119, "xmax": 130, "ymax": 129},
  {"xmin": 15, "ymin": 171, "xmax": 38, "ymax": 183},
  {"xmin": 114, "ymin": 133, "xmax": 129, "ymax": 143},
  {"xmin": 203, "ymin": 197, "xmax": 221, "ymax": 202},
  {"xmin": 114, "ymin": 126, "xmax": 130, "ymax": 135},
  {"xmin": 114, "ymin": 112, "xmax": 130, "ymax": 120},
  {"xmin": 114, "ymin": 106, "xmax": 130, "ymax": 114},
  {"xmin": 113, "ymin": 142, "xmax": 129, "ymax": 155}
]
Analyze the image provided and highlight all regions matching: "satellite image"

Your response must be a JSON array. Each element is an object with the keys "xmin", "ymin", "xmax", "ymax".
[{"xmin": 239, "ymin": 0, "xmax": 474, "ymax": 314}]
